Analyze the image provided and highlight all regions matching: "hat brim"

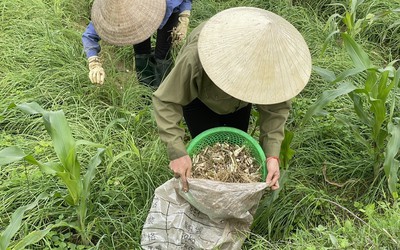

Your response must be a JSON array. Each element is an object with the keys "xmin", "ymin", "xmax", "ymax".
[
  {"xmin": 198, "ymin": 7, "xmax": 312, "ymax": 104},
  {"xmin": 91, "ymin": 0, "xmax": 166, "ymax": 46}
]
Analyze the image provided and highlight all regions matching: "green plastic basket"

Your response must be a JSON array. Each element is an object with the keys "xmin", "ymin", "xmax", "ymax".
[{"xmin": 187, "ymin": 127, "xmax": 267, "ymax": 181}]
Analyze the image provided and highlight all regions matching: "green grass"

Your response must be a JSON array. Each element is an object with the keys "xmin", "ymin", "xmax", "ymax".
[{"xmin": 1, "ymin": 0, "xmax": 399, "ymax": 249}]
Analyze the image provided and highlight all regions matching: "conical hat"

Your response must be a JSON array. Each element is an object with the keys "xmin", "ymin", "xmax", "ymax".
[
  {"xmin": 91, "ymin": 0, "xmax": 166, "ymax": 46},
  {"xmin": 198, "ymin": 7, "xmax": 312, "ymax": 104}
]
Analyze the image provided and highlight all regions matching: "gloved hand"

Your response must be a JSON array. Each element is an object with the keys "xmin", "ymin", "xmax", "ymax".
[
  {"xmin": 171, "ymin": 10, "xmax": 190, "ymax": 45},
  {"xmin": 88, "ymin": 56, "xmax": 105, "ymax": 84}
]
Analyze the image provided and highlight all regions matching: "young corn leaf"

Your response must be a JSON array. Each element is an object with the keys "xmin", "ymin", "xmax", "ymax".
[
  {"xmin": 4, "ymin": 102, "xmax": 105, "ymax": 242},
  {"xmin": 312, "ymin": 66, "xmax": 336, "ymax": 82},
  {"xmin": 15, "ymin": 102, "xmax": 80, "ymax": 179},
  {"xmin": 383, "ymin": 122, "xmax": 400, "ymax": 198},
  {"xmin": 14, "ymin": 102, "xmax": 83, "ymax": 205},
  {"xmin": 15, "ymin": 102, "xmax": 46, "ymax": 114},
  {"xmin": 0, "ymin": 193, "xmax": 48, "ymax": 250},
  {"xmin": 320, "ymin": 30, "xmax": 340, "ymax": 56},
  {"xmin": 79, "ymin": 148, "xmax": 106, "ymax": 222},
  {"xmin": 377, "ymin": 70, "xmax": 395, "ymax": 100},
  {"xmin": 341, "ymin": 33, "xmax": 373, "ymax": 69},
  {"xmin": 11, "ymin": 225, "xmax": 55, "ymax": 250},
  {"xmin": 11, "ymin": 221, "xmax": 72, "ymax": 250},
  {"xmin": 0, "ymin": 147, "xmax": 63, "ymax": 174},
  {"xmin": 364, "ymin": 70, "xmax": 378, "ymax": 92},
  {"xmin": 331, "ymin": 67, "xmax": 366, "ymax": 84},
  {"xmin": 83, "ymin": 148, "xmax": 105, "ymax": 196},
  {"xmin": 302, "ymin": 81, "xmax": 357, "ymax": 125},
  {"xmin": 0, "ymin": 146, "xmax": 75, "ymax": 201},
  {"xmin": 280, "ymin": 130, "xmax": 295, "ymax": 170},
  {"xmin": 0, "ymin": 146, "xmax": 26, "ymax": 166},
  {"xmin": 348, "ymin": 92, "xmax": 372, "ymax": 126},
  {"xmin": 76, "ymin": 140, "xmax": 104, "ymax": 148},
  {"xmin": 57, "ymin": 172, "xmax": 82, "ymax": 206},
  {"xmin": 42, "ymin": 111, "xmax": 81, "ymax": 180},
  {"xmin": 2, "ymin": 127, "xmax": 81, "ymax": 205},
  {"xmin": 343, "ymin": 12, "xmax": 354, "ymax": 33}
]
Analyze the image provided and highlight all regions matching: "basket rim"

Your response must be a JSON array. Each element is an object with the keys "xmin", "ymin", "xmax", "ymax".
[{"xmin": 186, "ymin": 127, "xmax": 267, "ymax": 181}]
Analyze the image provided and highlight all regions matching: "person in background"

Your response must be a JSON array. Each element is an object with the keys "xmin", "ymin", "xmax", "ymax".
[
  {"xmin": 82, "ymin": 0, "xmax": 192, "ymax": 88},
  {"xmin": 152, "ymin": 7, "xmax": 312, "ymax": 192}
]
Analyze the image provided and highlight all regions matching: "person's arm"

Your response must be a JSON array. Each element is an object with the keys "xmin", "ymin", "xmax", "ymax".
[
  {"xmin": 82, "ymin": 22, "xmax": 105, "ymax": 84},
  {"xmin": 257, "ymin": 100, "xmax": 291, "ymax": 190},
  {"xmin": 153, "ymin": 47, "xmax": 200, "ymax": 159},
  {"xmin": 178, "ymin": 0, "xmax": 192, "ymax": 13},
  {"xmin": 82, "ymin": 22, "xmax": 101, "ymax": 58},
  {"xmin": 152, "ymin": 46, "xmax": 201, "ymax": 191}
]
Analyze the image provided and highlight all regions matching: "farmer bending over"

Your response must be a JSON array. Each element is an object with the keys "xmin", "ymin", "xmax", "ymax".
[
  {"xmin": 82, "ymin": 0, "xmax": 192, "ymax": 88},
  {"xmin": 152, "ymin": 7, "xmax": 312, "ymax": 192}
]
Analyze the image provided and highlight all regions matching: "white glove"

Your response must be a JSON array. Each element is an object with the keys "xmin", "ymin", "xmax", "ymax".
[
  {"xmin": 172, "ymin": 10, "xmax": 190, "ymax": 45},
  {"xmin": 88, "ymin": 56, "xmax": 105, "ymax": 84}
]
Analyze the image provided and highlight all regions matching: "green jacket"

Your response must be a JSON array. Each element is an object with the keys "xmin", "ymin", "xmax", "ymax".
[{"xmin": 153, "ymin": 22, "xmax": 291, "ymax": 161}]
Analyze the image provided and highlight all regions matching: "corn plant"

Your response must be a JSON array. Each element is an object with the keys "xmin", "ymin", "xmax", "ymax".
[
  {"xmin": 322, "ymin": 0, "xmax": 396, "ymax": 54},
  {"xmin": 0, "ymin": 102, "xmax": 105, "ymax": 245},
  {"xmin": 280, "ymin": 129, "xmax": 295, "ymax": 170},
  {"xmin": 302, "ymin": 33, "xmax": 400, "ymax": 199}
]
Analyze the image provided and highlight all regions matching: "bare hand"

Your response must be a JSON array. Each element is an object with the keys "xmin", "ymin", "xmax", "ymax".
[
  {"xmin": 170, "ymin": 155, "xmax": 192, "ymax": 192},
  {"xmin": 266, "ymin": 158, "xmax": 280, "ymax": 190}
]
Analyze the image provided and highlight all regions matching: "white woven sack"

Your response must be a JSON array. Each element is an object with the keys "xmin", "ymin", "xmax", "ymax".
[{"xmin": 141, "ymin": 178, "xmax": 267, "ymax": 249}]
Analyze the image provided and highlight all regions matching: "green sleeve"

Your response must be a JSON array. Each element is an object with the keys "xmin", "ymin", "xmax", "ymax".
[
  {"xmin": 152, "ymin": 46, "xmax": 202, "ymax": 160},
  {"xmin": 257, "ymin": 100, "xmax": 291, "ymax": 157}
]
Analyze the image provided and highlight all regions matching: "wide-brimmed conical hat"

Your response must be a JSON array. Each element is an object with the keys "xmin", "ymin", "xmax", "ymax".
[
  {"xmin": 91, "ymin": 0, "xmax": 166, "ymax": 46},
  {"xmin": 198, "ymin": 7, "xmax": 312, "ymax": 104}
]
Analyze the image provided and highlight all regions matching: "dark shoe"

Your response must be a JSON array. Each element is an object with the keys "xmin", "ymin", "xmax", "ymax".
[
  {"xmin": 154, "ymin": 58, "xmax": 173, "ymax": 88},
  {"xmin": 135, "ymin": 54, "xmax": 156, "ymax": 87}
]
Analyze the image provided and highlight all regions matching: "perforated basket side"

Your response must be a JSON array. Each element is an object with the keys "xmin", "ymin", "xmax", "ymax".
[{"xmin": 187, "ymin": 127, "xmax": 267, "ymax": 181}]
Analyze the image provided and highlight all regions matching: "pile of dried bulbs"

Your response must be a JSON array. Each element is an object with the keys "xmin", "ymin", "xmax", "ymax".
[{"xmin": 192, "ymin": 142, "xmax": 262, "ymax": 183}]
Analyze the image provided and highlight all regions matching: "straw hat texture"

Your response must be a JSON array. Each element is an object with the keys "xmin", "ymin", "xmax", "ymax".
[
  {"xmin": 198, "ymin": 7, "xmax": 312, "ymax": 104},
  {"xmin": 91, "ymin": 0, "xmax": 166, "ymax": 46}
]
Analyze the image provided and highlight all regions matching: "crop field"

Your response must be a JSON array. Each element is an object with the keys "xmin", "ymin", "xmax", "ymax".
[{"xmin": 0, "ymin": 0, "xmax": 399, "ymax": 249}]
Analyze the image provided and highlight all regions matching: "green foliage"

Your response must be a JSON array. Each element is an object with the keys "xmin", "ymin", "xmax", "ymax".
[
  {"xmin": 0, "ymin": 102, "xmax": 105, "ymax": 245},
  {"xmin": 285, "ymin": 200, "xmax": 400, "ymax": 249},
  {"xmin": 322, "ymin": 0, "xmax": 399, "ymax": 55},
  {"xmin": 0, "ymin": 194, "xmax": 48, "ymax": 250},
  {"xmin": 280, "ymin": 130, "xmax": 295, "ymax": 170},
  {"xmin": 43, "ymin": 231, "xmax": 91, "ymax": 250},
  {"xmin": 383, "ymin": 122, "xmax": 400, "ymax": 199},
  {"xmin": 1, "ymin": 0, "xmax": 399, "ymax": 249},
  {"xmin": 0, "ymin": 194, "xmax": 71, "ymax": 250},
  {"xmin": 303, "ymin": 33, "xmax": 400, "ymax": 198}
]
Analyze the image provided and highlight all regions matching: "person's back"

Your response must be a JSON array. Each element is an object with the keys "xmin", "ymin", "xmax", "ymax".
[{"xmin": 82, "ymin": 0, "xmax": 192, "ymax": 87}]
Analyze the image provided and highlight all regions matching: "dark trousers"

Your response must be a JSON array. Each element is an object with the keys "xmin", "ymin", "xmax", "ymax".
[
  {"xmin": 133, "ymin": 12, "xmax": 179, "ymax": 60},
  {"xmin": 183, "ymin": 98, "xmax": 252, "ymax": 138}
]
